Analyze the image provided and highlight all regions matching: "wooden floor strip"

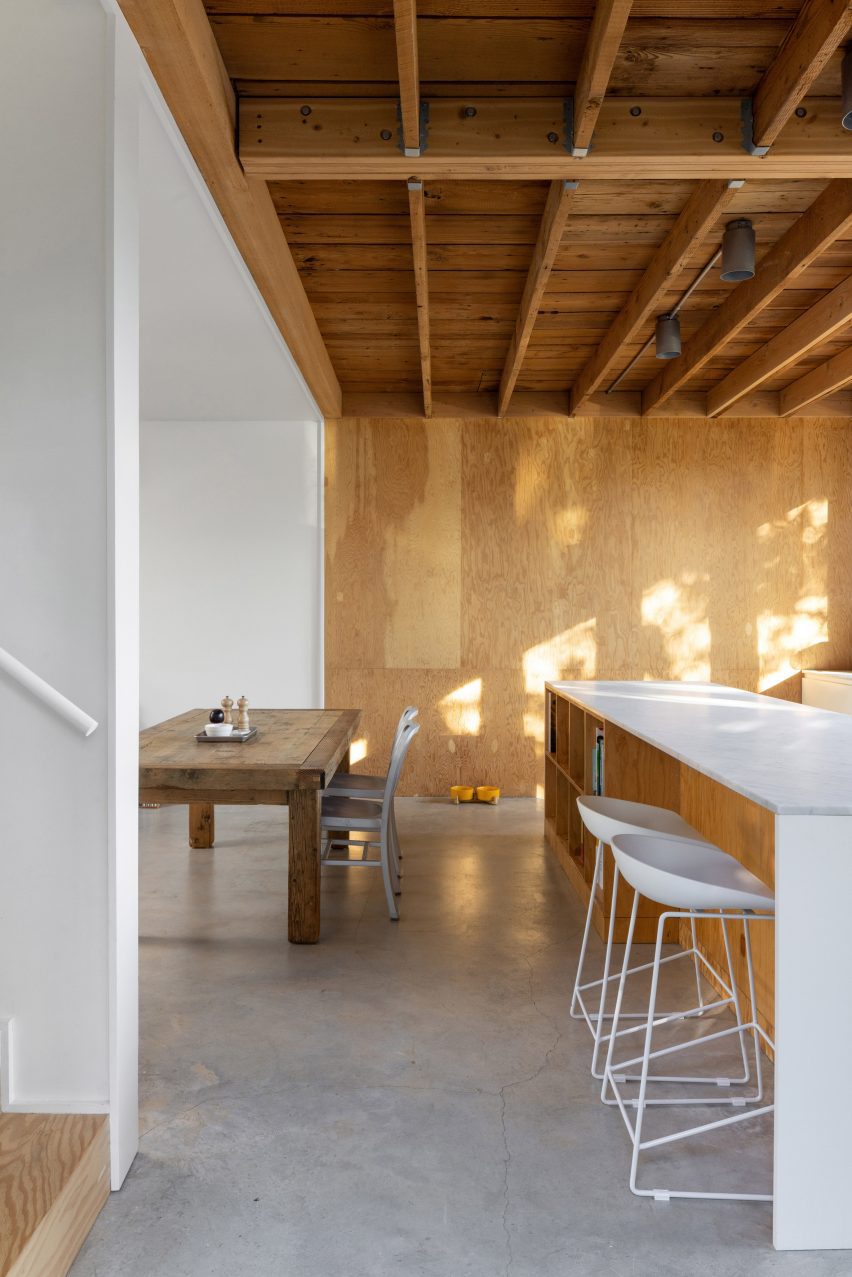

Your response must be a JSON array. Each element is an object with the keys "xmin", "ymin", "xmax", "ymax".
[{"xmin": 0, "ymin": 1114, "xmax": 109, "ymax": 1277}]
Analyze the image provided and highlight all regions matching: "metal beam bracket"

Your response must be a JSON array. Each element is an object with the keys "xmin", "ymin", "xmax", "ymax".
[
  {"xmin": 563, "ymin": 98, "xmax": 582, "ymax": 156},
  {"xmin": 398, "ymin": 99, "xmax": 429, "ymax": 157},
  {"xmin": 565, "ymin": 97, "xmax": 593, "ymax": 156},
  {"xmin": 740, "ymin": 98, "xmax": 770, "ymax": 157}
]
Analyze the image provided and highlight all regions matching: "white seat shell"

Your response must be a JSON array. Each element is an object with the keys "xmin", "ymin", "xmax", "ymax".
[
  {"xmin": 610, "ymin": 832, "xmax": 775, "ymax": 914},
  {"xmin": 577, "ymin": 795, "xmax": 711, "ymax": 847}
]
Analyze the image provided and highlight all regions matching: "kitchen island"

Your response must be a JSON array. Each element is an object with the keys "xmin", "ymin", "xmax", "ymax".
[{"xmin": 545, "ymin": 679, "xmax": 852, "ymax": 1252}]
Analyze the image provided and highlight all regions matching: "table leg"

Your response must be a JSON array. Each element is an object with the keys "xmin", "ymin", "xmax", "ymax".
[
  {"xmin": 336, "ymin": 745, "xmax": 351, "ymax": 844},
  {"xmin": 189, "ymin": 803, "xmax": 215, "ymax": 849},
  {"xmin": 288, "ymin": 788, "xmax": 321, "ymax": 944}
]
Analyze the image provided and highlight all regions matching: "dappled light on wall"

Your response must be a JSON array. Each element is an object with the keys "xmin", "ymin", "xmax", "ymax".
[
  {"xmin": 522, "ymin": 620, "xmax": 597, "ymax": 696},
  {"xmin": 439, "ymin": 678, "xmax": 482, "ymax": 735},
  {"xmin": 349, "ymin": 737, "xmax": 368, "ymax": 765},
  {"xmin": 756, "ymin": 498, "xmax": 829, "ymax": 690},
  {"xmin": 641, "ymin": 575, "xmax": 711, "ymax": 681},
  {"xmin": 552, "ymin": 505, "xmax": 590, "ymax": 547},
  {"xmin": 522, "ymin": 621, "xmax": 598, "ymax": 769},
  {"xmin": 756, "ymin": 498, "xmax": 828, "ymax": 548},
  {"xmin": 757, "ymin": 597, "xmax": 828, "ymax": 691}
]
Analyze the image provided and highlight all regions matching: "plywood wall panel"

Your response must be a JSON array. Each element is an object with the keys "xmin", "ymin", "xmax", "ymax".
[
  {"xmin": 326, "ymin": 415, "xmax": 852, "ymax": 795},
  {"xmin": 325, "ymin": 417, "xmax": 462, "ymax": 673},
  {"xmin": 803, "ymin": 420, "xmax": 852, "ymax": 672}
]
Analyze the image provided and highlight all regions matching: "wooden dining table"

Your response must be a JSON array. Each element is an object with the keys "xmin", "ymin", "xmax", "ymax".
[{"xmin": 139, "ymin": 707, "xmax": 361, "ymax": 943}]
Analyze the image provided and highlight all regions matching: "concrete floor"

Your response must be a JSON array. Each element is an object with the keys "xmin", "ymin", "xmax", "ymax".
[{"xmin": 71, "ymin": 799, "xmax": 847, "ymax": 1276}]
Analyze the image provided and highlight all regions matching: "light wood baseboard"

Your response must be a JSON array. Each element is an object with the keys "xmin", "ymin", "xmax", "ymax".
[{"xmin": 0, "ymin": 1113, "xmax": 110, "ymax": 1277}]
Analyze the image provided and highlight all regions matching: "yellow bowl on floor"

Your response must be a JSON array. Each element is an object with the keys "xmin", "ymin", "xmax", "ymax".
[
  {"xmin": 476, "ymin": 786, "xmax": 500, "ymax": 804},
  {"xmin": 450, "ymin": 785, "xmax": 475, "ymax": 804}
]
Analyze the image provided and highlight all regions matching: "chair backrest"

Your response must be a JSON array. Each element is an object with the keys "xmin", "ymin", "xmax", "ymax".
[
  {"xmin": 390, "ymin": 706, "xmax": 419, "ymax": 758},
  {"xmin": 381, "ymin": 721, "xmax": 420, "ymax": 814}
]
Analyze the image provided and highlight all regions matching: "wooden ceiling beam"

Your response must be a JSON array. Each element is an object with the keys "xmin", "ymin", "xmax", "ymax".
[
  {"xmin": 707, "ymin": 271, "xmax": 852, "ymax": 414},
  {"xmin": 750, "ymin": 0, "xmax": 852, "ymax": 150},
  {"xmin": 498, "ymin": 180, "xmax": 579, "ymax": 416},
  {"xmin": 569, "ymin": 180, "xmax": 738, "ymax": 413},
  {"xmin": 407, "ymin": 180, "xmax": 432, "ymax": 417},
  {"xmin": 780, "ymin": 344, "xmax": 852, "ymax": 414},
  {"xmin": 337, "ymin": 387, "xmax": 852, "ymax": 421},
  {"xmin": 642, "ymin": 179, "xmax": 852, "ymax": 413},
  {"xmin": 393, "ymin": 0, "xmax": 422, "ymax": 155},
  {"xmin": 571, "ymin": 0, "xmax": 633, "ymax": 155},
  {"xmin": 117, "ymin": 0, "xmax": 341, "ymax": 417},
  {"xmin": 241, "ymin": 96, "xmax": 852, "ymax": 180}
]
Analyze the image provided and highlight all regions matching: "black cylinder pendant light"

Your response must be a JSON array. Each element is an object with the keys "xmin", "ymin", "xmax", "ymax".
[
  {"xmin": 655, "ymin": 314, "xmax": 681, "ymax": 359},
  {"xmin": 720, "ymin": 218, "xmax": 756, "ymax": 282}
]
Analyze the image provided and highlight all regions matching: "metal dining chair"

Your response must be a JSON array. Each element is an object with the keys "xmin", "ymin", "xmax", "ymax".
[
  {"xmin": 320, "ymin": 721, "xmax": 420, "ymax": 919},
  {"xmin": 324, "ymin": 706, "xmax": 418, "ymax": 868}
]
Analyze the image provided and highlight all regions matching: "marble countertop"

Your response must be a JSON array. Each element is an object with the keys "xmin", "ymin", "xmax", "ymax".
[{"xmin": 546, "ymin": 680, "xmax": 852, "ymax": 815}]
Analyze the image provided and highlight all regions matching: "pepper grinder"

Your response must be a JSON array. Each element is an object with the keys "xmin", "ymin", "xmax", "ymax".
[
  {"xmin": 221, "ymin": 694, "xmax": 234, "ymax": 725},
  {"xmin": 237, "ymin": 695, "xmax": 250, "ymax": 732}
]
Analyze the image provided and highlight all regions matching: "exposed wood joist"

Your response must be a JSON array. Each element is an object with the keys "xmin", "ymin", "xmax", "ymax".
[
  {"xmin": 212, "ymin": 11, "xmax": 845, "ymax": 95},
  {"xmin": 207, "ymin": 1, "xmax": 815, "ymax": 12},
  {"xmin": 571, "ymin": 0, "xmax": 633, "ymax": 155},
  {"xmin": 642, "ymin": 179, "xmax": 852, "ymax": 413},
  {"xmin": 780, "ymin": 345, "xmax": 852, "ymax": 414},
  {"xmin": 407, "ymin": 181, "xmax": 432, "ymax": 417},
  {"xmin": 118, "ymin": 0, "xmax": 341, "ymax": 416},
  {"xmin": 241, "ymin": 97, "xmax": 852, "ymax": 180},
  {"xmin": 337, "ymin": 388, "xmax": 852, "ymax": 420},
  {"xmin": 569, "ymin": 180, "xmax": 738, "ymax": 413},
  {"xmin": 393, "ymin": 0, "xmax": 421, "ymax": 155},
  {"xmin": 750, "ymin": 0, "xmax": 852, "ymax": 150},
  {"xmin": 707, "ymin": 271, "xmax": 852, "ymax": 414},
  {"xmin": 498, "ymin": 180, "xmax": 579, "ymax": 417}
]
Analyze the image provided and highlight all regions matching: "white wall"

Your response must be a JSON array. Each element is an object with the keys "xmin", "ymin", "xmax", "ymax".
[
  {"xmin": 0, "ymin": 0, "xmax": 139, "ymax": 1186},
  {"xmin": 0, "ymin": 0, "xmax": 323, "ymax": 1197},
  {"xmin": 140, "ymin": 421, "xmax": 323, "ymax": 725},
  {"xmin": 138, "ymin": 84, "xmax": 323, "ymax": 724},
  {"xmin": 138, "ymin": 92, "xmax": 317, "ymax": 425}
]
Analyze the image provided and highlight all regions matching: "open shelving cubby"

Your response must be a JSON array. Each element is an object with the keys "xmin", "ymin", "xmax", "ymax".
[
  {"xmin": 543, "ymin": 685, "xmax": 604, "ymax": 911},
  {"xmin": 544, "ymin": 682, "xmax": 688, "ymax": 946}
]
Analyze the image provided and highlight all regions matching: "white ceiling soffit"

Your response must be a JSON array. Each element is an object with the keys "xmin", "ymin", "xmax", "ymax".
[{"xmin": 139, "ymin": 91, "xmax": 318, "ymax": 424}]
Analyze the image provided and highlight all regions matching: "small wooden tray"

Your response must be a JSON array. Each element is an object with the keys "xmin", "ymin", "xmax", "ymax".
[{"xmin": 195, "ymin": 727, "xmax": 258, "ymax": 744}]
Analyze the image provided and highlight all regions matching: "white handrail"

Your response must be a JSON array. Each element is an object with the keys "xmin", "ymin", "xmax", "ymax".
[{"xmin": 0, "ymin": 645, "xmax": 98, "ymax": 737}]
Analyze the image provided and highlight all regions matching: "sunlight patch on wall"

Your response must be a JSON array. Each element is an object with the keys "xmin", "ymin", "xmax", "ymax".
[
  {"xmin": 757, "ymin": 498, "xmax": 829, "ymax": 547},
  {"xmin": 439, "ymin": 678, "xmax": 482, "ymax": 735},
  {"xmin": 553, "ymin": 505, "xmax": 589, "ymax": 547},
  {"xmin": 522, "ymin": 619, "xmax": 597, "ymax": 695},
  {"xmin": 757, "ymin": 596, "xmax": 828, "ymax": 690},
  {"xmin": 523, "ymin": 621, "xmax": 597, "ymax": 763},
  {"xmin": 803, "ymin": 497, "xmax": 829, "ymax": 539},
  {"xmin": 641, "ymin": 575, "xmax": 711, "ymax": 681},
  {"xmin": 755, "ymin": 497, "xmax": 830, "ymax": 689},
  {"xmin": 349, "ymin": 737, "xmax": 368, "ymax": 765},
  {"xmin": 523, "ymin": 710, "xmax": 544, "ymax": 740}
]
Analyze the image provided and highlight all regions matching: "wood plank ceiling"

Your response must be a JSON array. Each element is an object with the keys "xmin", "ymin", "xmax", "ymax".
[{"xmin": 173, "ymin": 2, "xmax": 852, "ymax": 416}]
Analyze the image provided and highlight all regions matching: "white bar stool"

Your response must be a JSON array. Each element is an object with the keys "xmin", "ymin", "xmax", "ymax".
[
  {"xmin": 602, "ymin": 831, "xmax": 775, "ymax": 1203},
  {"xmin": 572, "ymin": 796, "xmax": 748, "ymax": 1082}
]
